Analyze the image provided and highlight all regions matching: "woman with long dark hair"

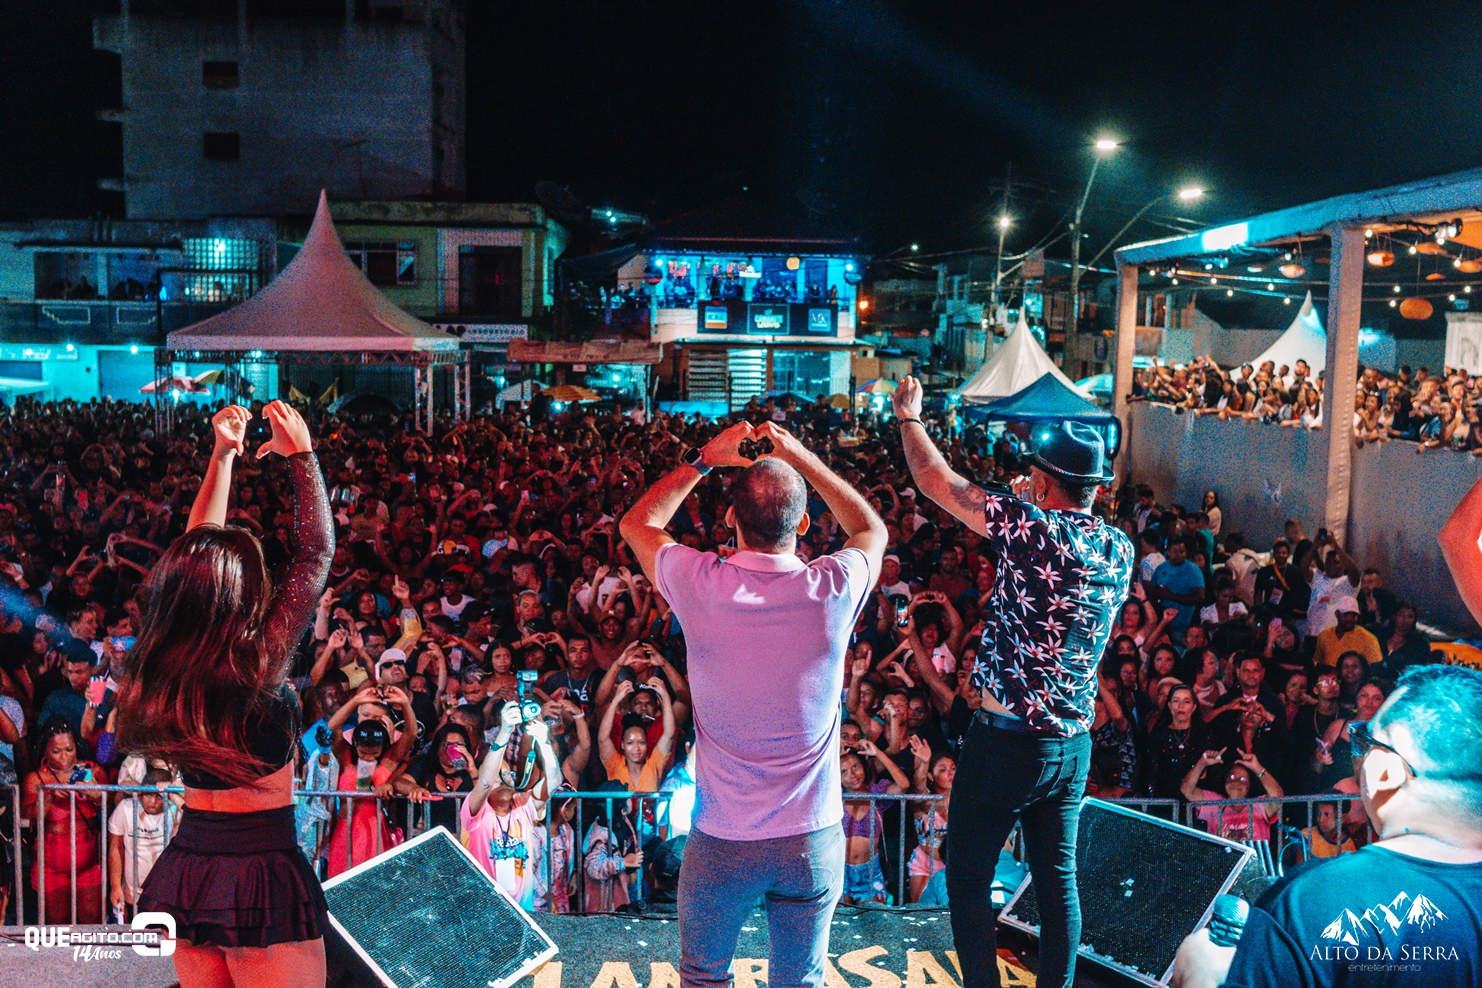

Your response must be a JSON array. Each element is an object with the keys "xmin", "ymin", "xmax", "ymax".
[{"xmin": 117, "ymin": 402, "xmax": 333, "ymax": 988}]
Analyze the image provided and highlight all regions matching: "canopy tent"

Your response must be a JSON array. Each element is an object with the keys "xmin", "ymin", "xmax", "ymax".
[
  {"xmin": 968, "ymin": 372, "xmax": 1121, "ymax": 459},
  {"xmin": 168, "ymin": 192, "xmax": 458, "ymax": 353},
  {"xmin": 973, "ymin": 374, "xmax": 1114, "ymax": 423},
  {"xmin": 1249, "ymin": 291, "xmax": 1325, "ymax": 377},
  {"xmin": 160, "ymin": 191, "xmax": 467, "ymax": 433},
  {"xmin": 956, "ymin": 311, "xmax": 1090, "ymax": 402}
]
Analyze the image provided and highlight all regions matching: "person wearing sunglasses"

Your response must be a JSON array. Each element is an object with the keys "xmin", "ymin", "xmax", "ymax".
[{"xmin": 1173, "ymin": 664, "xmax": 1482, "ymax": 988}]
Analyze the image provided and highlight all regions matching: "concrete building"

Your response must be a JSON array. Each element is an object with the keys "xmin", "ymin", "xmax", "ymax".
[
  {"xmin": 95, "ymin": 0, "xmax": 465, "ymax": 219},
  {"xmin": 321, "ymin": 200, "xmax": 568, "ymax": 388},
  {"xmin": 0, "ymin": 216, "xmax": 276, "ymax": 400}
]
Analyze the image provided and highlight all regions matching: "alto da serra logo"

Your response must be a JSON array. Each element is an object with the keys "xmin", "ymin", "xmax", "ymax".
[
  {"xmin": 1312, "ymin": 891, "xmax": 1458, "ymax": 964},
  {"xmin": 1320, "ymin": 891, "xmax": 1446, "ymax": 945}
]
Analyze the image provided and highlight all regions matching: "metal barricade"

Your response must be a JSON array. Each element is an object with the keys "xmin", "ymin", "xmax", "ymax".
[
  {"xmin": 3, "ymin": 784, "xmax": 1361, "ymax": 925},
  {"xmin": 1179, "ymin": 793, "xmax": 1368, "ymax": 872},
  {"xmin": 27, "ymin": 783, "xmax": 184, "ymax": 927},
  {"xmin": 1103, "ymin": 796, "xmax": 1183, "ymax": 821}
]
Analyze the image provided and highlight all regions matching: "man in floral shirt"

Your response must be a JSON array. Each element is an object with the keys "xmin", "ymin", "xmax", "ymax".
[{"xmin": 895, "ymin": 377, "xmax": 1133, "ymax": 988}]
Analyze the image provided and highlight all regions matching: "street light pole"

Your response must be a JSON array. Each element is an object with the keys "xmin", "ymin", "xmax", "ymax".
[
  {"xmin": 1084, "ymin": 186, "xmax": 1204, "ymax": 273},
  {"xmin": 990, "ymin": 162, "xmax": 1012, "ymax": 323},
  {"xmin": 991, "ymin": 214, "xmax": 1011, "ymax": 319},
  {"xmin": 1066, "ymin": 139, "xmax": 1117, "ymax": 376}
]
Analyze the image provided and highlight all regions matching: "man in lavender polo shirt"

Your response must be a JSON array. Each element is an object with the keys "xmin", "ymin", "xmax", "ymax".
[{"xmin": 621, "ymin": 420, "xmax": 886, "ymax": 988}]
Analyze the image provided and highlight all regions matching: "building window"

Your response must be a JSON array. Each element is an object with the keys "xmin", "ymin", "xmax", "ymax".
[
  {"xmin": 181, "ymin": 238, "xmax": 259, "ymax": 302},
  {"xmin": 344, "ymin": 241, "xmax": 417, "ymax": 286},
  {"xmin": 202, "ymin": 60, "xmax": 239, "ymax": 89},
  {"xmin": 203, "ymin": 132, "xmax": 240, "ymax": 161},
  {"xmin": 458, "ymin": 246, "xmax": 522, "ymax": 318}
]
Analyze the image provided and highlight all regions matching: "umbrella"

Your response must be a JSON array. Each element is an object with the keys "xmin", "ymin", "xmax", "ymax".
[
  {"xmin": 824, "ymin": 393, "xmax": 851, "ymax": 409},
  {"xmin": 855, "ymin": 378, "xmax": 897, "ymax": 395},
  {"xmin": 140, "ymin": 375, "xmax": 209, "ymax": 395},
  {"xmin": 193, "ymin": 369, "xmax": 228, "ymax": 386},
  {"xmin": 539, "ymin": 384, "xmax": 600, "ymax": 402}
]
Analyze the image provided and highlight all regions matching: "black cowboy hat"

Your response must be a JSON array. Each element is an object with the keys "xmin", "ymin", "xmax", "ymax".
[{"xmin": 1028, "ymin": 421, "xmax": 1115, "ymax": 483}]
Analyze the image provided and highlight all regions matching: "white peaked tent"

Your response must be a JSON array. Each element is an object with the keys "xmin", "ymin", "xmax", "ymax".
[
  {"xmin": 168, "ymin": 191, "xmax": 458, "ymax": 353},
  {"xmin": 957, "ymin": 310, "xmax": 1090, "ymax": 402},
  {"xmin": 161, "ymin": 191, "xmax": 467, "ymax": 433},
  {"xmin": 1250, "ymin": 291, "xmax": 1325, "ymax": 376}
]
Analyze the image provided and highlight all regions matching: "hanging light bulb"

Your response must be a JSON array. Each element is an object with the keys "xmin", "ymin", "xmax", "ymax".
[
  {"xmin": 1210, "ymin": 277, "xmax": 1218, "ymax": 285},
  {"xmin": 1367, "ymin": 249, "xmax": 1395, "ymax": 267},
  {"xmin": 1283, "ymin": 297, "xmax": 1292, "ymax": 305},
  {"xmin": 1393, "ymin": 284, "xmax": 1402, "ymax": 293},
  {"xmin": 1279, "ymin": 262, "xmax": 1306, "ymax": 278},
  {"xmin": 1226, "ymin": 289, "xmax": 1234, "ymax": 296},
  {"xmin": 1390, "ymin": 299, "xmax": 1398, "ymax": 307},
  {"xmin": 1267, "ymin": 282, "xmax": 1276, "ymax": 291},
  {"xmin": 1171, "ymin": 277, "xmax": 1179, "ymax": 285}
]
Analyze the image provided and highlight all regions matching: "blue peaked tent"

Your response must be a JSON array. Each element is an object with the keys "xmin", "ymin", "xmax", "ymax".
[
  {"xmin": 975, "ymin": 374, "xmax": 1114, "ymax": 422},
  {"xmin": 966, "ymin": 373, "xmax": 1121, "ymax": 458}
]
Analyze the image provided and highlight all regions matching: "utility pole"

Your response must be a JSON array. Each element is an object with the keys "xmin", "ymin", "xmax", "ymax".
[
  {"xmin": 990, "ymin": 161, "xmax": 1012, "ymax": 323},
  {"xmin": 1067, "ymin": 140, "xmax": 1117, "ymax": 377}
]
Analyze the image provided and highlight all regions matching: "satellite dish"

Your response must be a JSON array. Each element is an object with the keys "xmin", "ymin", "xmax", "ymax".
[{"xmin": 534, "ymin": 181, "xmax": 591, "ymax": 225}]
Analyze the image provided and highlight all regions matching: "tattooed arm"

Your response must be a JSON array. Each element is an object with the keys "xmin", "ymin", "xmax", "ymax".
[{"xmin": 893, "ymin": 377, "xmax": 990, "ymax": 535}]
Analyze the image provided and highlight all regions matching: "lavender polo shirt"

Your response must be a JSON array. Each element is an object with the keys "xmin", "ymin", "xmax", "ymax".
[{"xmin": 653, "ymin": 543, "xmax": 873, "ymax": 841}]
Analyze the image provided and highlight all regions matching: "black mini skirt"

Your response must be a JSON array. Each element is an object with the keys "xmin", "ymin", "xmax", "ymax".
[{"xmin": 136, "ymin": 805, "xmax": 328, "ymax": 949}]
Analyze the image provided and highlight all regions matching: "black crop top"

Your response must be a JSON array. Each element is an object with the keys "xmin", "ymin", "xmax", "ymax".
[{"xmin": 180, "ymin": 451, "xmax": 333, "ymax": 790}]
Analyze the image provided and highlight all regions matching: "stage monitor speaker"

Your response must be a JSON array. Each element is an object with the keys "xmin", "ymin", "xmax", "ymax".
[
  {"xmin": 322, "ymin": 826, "xmax": 557, "ymax": 988},
  {"xmin": 1000, "ymin": 798, "xmax": 1256, "ymax": 988}
]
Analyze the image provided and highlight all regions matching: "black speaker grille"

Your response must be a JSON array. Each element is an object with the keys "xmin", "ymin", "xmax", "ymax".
[
  {"xmin": 1003, "ymin": 800, "xmax": 1251, "ymax": 982},
  {"xmin": 324, "ymin": 828, "xmax": 552, "ymax": 988}
]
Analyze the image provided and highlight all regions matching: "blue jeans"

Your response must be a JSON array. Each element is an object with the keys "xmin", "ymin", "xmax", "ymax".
[
  {"xmin": 946, "ymin": 719, "xmax": 1091, "ymax": 988},
  {"xmin": 678, "ymin": 824, "xmax": 844, "ymax": 988}
]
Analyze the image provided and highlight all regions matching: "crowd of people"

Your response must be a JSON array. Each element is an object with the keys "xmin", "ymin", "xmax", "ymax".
[
  {"xmin": 0, "ymin": 390, "xmax": 1448, "ymax": 924},
  {"xmin": 1134, "ymin": 356, "xmax": 1482, "ymax": 453}
]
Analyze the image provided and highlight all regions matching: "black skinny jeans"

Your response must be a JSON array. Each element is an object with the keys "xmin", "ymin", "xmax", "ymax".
[{"xmin": 946, "ymin": 719, "xmax": 1091, "ymax": 988}]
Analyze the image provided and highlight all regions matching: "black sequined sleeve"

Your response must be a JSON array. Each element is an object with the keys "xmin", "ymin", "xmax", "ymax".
[{"xmin": 262, "ymin": 451, "xmax": 334, "ymax": 677}]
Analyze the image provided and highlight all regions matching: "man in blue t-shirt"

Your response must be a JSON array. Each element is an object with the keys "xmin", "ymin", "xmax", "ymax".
[
  {"xmin": 1150, "ymin": 540, "xmax": 1205, "ymax": 636},
  {"xmin": 1172, "ymin": 664, "xmax": 1482, "ymax": 988}
]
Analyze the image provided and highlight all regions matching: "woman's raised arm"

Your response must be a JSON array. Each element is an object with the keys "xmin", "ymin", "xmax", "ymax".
[
  {"xmin": 188, "ymin": 405, "xmax": 249, "ymax": 531},
  {"xmin": 257, "ymin": 402, "xmax": 335, "ymax": 670}
]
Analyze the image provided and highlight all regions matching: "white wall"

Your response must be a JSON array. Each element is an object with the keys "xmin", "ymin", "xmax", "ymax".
[{"xmin": 1128, "ymin": 402, "xmax": 1478, "ymax": 634}]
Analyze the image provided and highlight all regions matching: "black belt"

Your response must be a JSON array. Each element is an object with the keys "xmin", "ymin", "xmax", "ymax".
[{"xmin": 975, "ymin": 708, "xmax": 1074, "ymax": 737}]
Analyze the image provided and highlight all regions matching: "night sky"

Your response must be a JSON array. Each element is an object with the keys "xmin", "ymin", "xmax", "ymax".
[{"xmin": 7, "ymin": 2, "xmax": 1482, "ymax": 257}]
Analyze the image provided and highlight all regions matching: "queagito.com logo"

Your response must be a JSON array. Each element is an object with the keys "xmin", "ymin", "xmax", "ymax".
[{"xmin": 23, "ymin": 912, "xmax": 176, "ymax": 961}]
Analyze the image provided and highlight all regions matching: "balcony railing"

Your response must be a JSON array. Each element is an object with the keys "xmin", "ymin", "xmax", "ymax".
[{"xmin": 0, "ymin": 300, "xmax": 235, "ymax": 346}]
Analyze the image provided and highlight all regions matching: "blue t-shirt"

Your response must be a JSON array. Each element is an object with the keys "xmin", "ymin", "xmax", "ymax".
[{"xmin": 1152, "ymin": 559, "xmax": 1205, "ymax": 634}]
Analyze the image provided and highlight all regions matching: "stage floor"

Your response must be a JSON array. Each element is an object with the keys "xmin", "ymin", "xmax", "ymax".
[{"xmin": 1, "ymin": 908, "xmax": 1124, "ymax": 987}]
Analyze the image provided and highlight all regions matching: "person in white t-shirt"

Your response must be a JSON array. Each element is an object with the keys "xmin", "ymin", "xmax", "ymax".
[
  {"xmin": 1222, "ymin": 533, "xmax": 1263, "ymax": 608},
  {"xmin": 1138, "ymin": 529, "xmax": 1166, "ymax": 585},
  {"xmin": 1301, "ymin": 531, "xmax": 1359, "ymax": 638},
  {"xmin": 878, "ymin": 554, "xmax": 911, "ymax": 599},
  {"xmin": 1199, "ymin": 578, "xmax": 1249, "ymax": 627},
  {"xmin": 108, "ymin": 768, "xmax": 178, "ymax": 918}
]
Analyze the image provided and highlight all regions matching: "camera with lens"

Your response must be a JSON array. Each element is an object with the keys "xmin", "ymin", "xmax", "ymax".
[{"xmin": 736, "ymin": 436, "xmax": 774, "ymax": 460}]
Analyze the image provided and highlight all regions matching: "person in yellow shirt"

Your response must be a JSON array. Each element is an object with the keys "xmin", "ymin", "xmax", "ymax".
[
  {"xmin": 1311, "ymin": 597, "xmax": 1382, "ymax": 671},
  {"xmin": 1302, "ymin": 799, "xmax": 1359, "ymax": 858}
]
